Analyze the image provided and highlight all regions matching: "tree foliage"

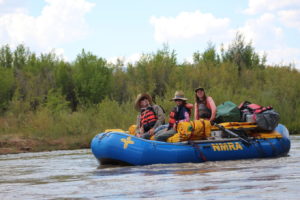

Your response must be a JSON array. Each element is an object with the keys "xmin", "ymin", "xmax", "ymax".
[
  {"xmin": 221, "ymin": 33, "xmax": 266, "ymax": 74},
  {"xmin": 73, "ymin": 50, "xmax": 112, "ymax": 105},
  {"xmin": 0, "ymin": 67, "xmax": 14, "ymax": 112},
  {"xmin": 0, "ymin": 34, "xmax": 299, "ymax": 134}
]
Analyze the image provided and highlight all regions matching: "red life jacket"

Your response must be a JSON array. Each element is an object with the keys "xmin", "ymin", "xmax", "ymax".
[
  {"xmin": 246, "ymin": 104, "xmax": 272, "ymax": 114},
  {"xmin": 140, "ymin": 107, "xmax": 157, "ymax": 132},
  {"xmin": 239, "ymin": 101, "xmax": 272, "ymax": 114}
]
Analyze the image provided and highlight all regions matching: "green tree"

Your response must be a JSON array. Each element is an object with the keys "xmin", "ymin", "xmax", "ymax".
[
  {"xmin": 222, "ymin": 32, "xmax": 265, "ymax": 75},
  {"xmin": 55, "ymin": 62, "xmax": 77, "ymax": 111},
  {"xmin": 193, "ymin": 42, "xmax": 220, "ymax": 67},
  {"xmin": 0, "ymin": 45, "xmax": 13, "ymax": 68},
  {"xmin": 13, "ymin": 44, "xmax": 31, "ymax": 70},
  {"xmin": 111, "ymin": 65, "xmax": 130, "ymax": 103},
  {"xmin": 13, "ymin": 51, "xmax": 58, "ymax": 110},
  {"xmin": 45, "ymin": 89, "xmax": 70, "ymax": 113},
  {"xmin": 0, "ymin": 67, "xmax": 14, "ymax": 112},
  {"xmin": 73, "ymin": 50, "xmax": 112, "ymax": 105},
  {"xmin": 128, "ymin": 45, "xmax": 177, "ymax": 98}
]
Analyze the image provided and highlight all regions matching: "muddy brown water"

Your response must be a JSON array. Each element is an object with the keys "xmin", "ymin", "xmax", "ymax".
[{"xmin": 0, "ymin": 136, "xmax": 299, "ymax": 199}]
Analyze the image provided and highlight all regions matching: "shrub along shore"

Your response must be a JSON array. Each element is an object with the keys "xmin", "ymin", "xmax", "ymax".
[{"xmin": 1, "ymin": 34, "xmax": 299, "ymax": 154}]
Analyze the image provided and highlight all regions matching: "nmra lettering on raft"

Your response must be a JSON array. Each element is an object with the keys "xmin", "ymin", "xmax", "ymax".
[{"xmin": 211, "ymin": 142, "xmax": 243, "ymax": 151}]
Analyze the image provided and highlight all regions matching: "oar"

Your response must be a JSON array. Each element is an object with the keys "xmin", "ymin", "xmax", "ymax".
[{"xmin": 214, "ymin": 123, "xmax": 251, "ymax": 146}]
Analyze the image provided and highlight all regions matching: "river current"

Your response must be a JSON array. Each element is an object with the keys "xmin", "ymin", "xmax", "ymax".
[{"xmin": 0, "ymin": 136, "xmax": 299, "ymax": 199}]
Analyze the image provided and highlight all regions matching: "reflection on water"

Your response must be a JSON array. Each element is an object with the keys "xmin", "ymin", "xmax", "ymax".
[
  {"xmin": 182, "ymin": 186, "xmax": 219, "ymax": 193},
  {"xmin": 0, "ymin": 136, "xmax": 299, "ymax": 199}
]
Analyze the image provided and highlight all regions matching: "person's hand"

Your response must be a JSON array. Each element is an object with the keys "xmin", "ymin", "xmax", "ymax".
[
  {"xmin": 149, "ymin": 128, "xmax": 155, "ymax": 136},
  {"xmin": 140, "ymin": 128, "xmax": 144, "ymax": 134},
  {"xmin": 136, "ymin": 133, "xmax": 142, "ymax": 138},
  {"xmin": 173, "ymin": 124, "xmax": 177, "ymax": 130}
]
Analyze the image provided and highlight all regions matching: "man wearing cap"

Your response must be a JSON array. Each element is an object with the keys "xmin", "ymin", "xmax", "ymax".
[
  {"xmin": 135, "ymin": 93, "xmax": 165, "ymax": 139},
  {"xmin": 155, "ymin": 91, "xmax": 191, "ymax": 141},
  {"xmin": 194, "ymin": 87, "xmax": 216, "ymax": 122}
]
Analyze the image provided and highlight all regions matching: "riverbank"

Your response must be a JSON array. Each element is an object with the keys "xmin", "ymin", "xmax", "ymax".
[
  {"xmin": 0, "ymin": 135, "xmax": 90, "ymax": 154},
  {"xmin": 0, "ymin": 103, "xmax": 136, "ymax": 155}
]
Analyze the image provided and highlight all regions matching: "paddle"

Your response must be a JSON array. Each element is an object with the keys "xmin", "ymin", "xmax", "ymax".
[{"xmin": 213, "ymin": 123, "xmax": 251, "ymax": 146}]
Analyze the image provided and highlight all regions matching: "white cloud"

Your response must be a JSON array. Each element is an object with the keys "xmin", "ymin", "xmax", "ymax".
[
  {"xmin": 213, "ymin": 13, "xmax": 300, "ymax": 69},
  {"xmin": 150, "ymin": 10, "xmax": 230, "ymax": 43},
  {"xmin": 244, "ymin": 0, "xmax": 300, "ymax": 14},
  {"xmin": 126, "ymin": 53, "xmax": 142, "ymax": 64},
  {"xmin": 183, "ymin": 56, "xmax": 194, "ymax": 64},
  {"xmin": 244, "ymin": 1, "xmax": 300, "ymax": 32},
  {"xmin": 265, "ymin": 47, "xmax": 300, "ymax": 67},
  {"xmin": 221, "ymin": 13, "xmax": 300, "ymax": 69},
  {"xmin": 278, "ymin": 10, "xmax": 300, "ymax": 31},
  {"xmin": 50, "ymin": 48, "xmax": 68, "ymax": 61},
  {"xmin": 237, "ymin": 13, "xmax": 283, "ymax": 47},
  {"xmin": 108, "ymin": 53, "xmax": 142, "ymax": 65},
  {"xmin": 107, "ymin": 56, "xmax": 123, "ymax": 65},
  {"xmin": 240, "ymin": 1, "xmax": 300, "ymax": 68},
  {"xmin": 149, "ymin": 9, "xmax": 300, "ymax": 68},
  {"xmin": 0, "ymin": 0, "xmax": 94, "ymax": 51}
]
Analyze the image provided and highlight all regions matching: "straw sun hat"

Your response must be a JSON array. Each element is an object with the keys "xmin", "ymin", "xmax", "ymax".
[
  {"xmin": 171, "ymin": 91, "xmax": 188, "ymax": 101},
  {"xmin": 134, "ymin": 93, "xmax": 153, "ymax": 110}
]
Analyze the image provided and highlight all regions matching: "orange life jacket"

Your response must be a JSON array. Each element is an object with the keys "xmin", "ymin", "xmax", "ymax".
[{"xmin": 140, "ymin": 107, "xmax": 157, "ymax": 132}]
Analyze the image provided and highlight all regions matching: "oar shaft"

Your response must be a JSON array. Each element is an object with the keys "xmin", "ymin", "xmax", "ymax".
[{"xmin": 214, "ymin": 123, "xmax": 250, "ymax": 145}]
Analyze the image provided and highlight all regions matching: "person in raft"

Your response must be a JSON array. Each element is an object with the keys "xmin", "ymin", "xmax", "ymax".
[
  {"xmin": 135, "ymin": 93, "xmax": 165, "ymax": 139},
  {"xmin": 155, "ymin": 91, "xmax": 192, "ymax": 141},
  {"xmin": 194, "ymin": 87, "xmax": 216, "ymax": 123}
]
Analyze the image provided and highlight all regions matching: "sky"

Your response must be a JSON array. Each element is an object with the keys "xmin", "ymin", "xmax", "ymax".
[{"xmin": 0, "ymin": 0, "xmax": 300, "ymax": 68}]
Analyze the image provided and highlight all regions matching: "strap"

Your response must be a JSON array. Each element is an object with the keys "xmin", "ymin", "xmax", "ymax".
[
  {"xmin": 188, "ymin": 121, "xmax": 195, "ymax": 141},
  {"xmin": 201, "ymin": 119, "xmax": 206, "ymax": 138},
  {"xmin": 190, "ymin": 141, "xmax": 207, "ymax": 161}
]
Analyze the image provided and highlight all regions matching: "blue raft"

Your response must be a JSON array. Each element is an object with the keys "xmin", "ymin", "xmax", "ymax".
[{"xmin": 91, "ymin": 124, "xmax": 291, "ymax": 166}]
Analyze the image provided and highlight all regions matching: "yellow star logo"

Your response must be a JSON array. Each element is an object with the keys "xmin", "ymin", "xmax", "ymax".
[{"xmin": 121, "ymin": 136, "xmax": 134, "ymax": 149}]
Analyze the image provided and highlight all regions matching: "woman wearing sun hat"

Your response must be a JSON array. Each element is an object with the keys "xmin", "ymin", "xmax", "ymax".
[
  {"xmin": 155, "ymin": 91, "xmax": 191, "ymax": 141},
  {"xmin": 135, "ymin": 93, "xmax": 165, "ymax": 139},
  {"xmin": 194, "ymin": 87, "xmax": 216, "ymax": 122}
]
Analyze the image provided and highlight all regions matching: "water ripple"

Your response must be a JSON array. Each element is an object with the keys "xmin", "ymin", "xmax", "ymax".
[{"xmin": 0, "ymin": 137, "xmax": 300, "ymax": 199}]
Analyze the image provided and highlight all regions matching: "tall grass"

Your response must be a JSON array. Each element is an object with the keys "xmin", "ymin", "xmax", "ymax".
[{"xmin": 0, "ymin": 99, "xmax": 139, "ymax": 148}]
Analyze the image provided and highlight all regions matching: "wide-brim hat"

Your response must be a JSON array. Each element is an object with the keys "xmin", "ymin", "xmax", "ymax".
[
  {"xmin": 171, "ymin": 91, "xmax": 188, "ymax": 101},
  {"xmin": 195, "ymin": 87, "xmax": 205, "ymax": 92},
  {"xmin": 134, "ymin": 93, "xmax": 153, "ymax": 110}
]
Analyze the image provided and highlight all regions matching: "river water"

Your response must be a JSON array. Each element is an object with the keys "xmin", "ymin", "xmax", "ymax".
[{"xmin": 0, "ymin": 136, "xmax": 299, "ymax": 200}]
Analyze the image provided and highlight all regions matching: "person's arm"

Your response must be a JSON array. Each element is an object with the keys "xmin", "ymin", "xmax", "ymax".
[
  {"xmin": 207, "ymin": 97, "xmax": 217, "ymax": 121},
  {"xmin": 183, "ymin": 111, "xmax": 190, "ymax": 122},
  {"xmin": 135, "ymin": 115, "xmax": 141, "ymax": 135},
  {"xmin": 194, "ymin": 103, "xmax": 198, "ymax": 120},
  {"xmin": 152, "ymin": 105, "xmax": 165, "ymax": 130}
]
